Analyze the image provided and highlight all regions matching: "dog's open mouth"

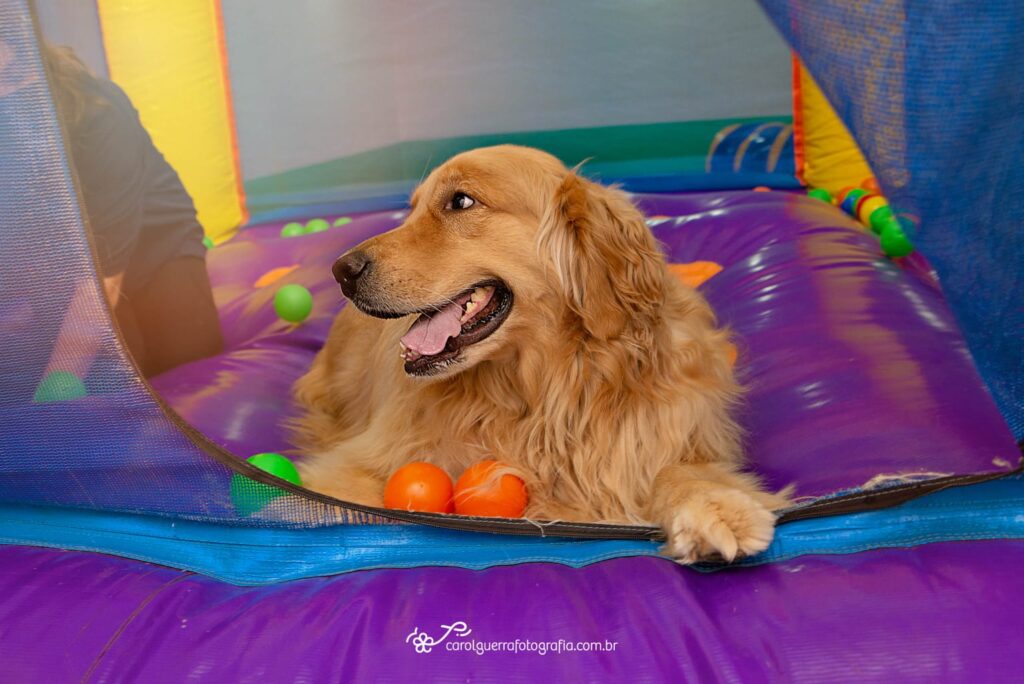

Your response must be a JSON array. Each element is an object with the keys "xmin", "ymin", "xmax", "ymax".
[{"xmin": 397, "ymin": 280, "xmax": 513, "ymax": 376}]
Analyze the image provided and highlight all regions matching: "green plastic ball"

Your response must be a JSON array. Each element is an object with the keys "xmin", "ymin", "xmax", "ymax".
[
  {"xmin": 247, "ymin": 452, "xmax": 301, "ymax": 483},
  {"xmin": 230, "ymin": 452, "xmax": 302, "ymax": 515},
  {"xmin": 869, "ymin": 206, "xmax": 895, "ymax": 234},
  {"xmin": 880, "ymin": 222, "xmax": 914, "ymax": 258},
  {"xmin": 274, "ymin": 284, "xmax": 313, "ymax": 323},
  {"xmin": 33, "ymin": 370, "xmax": 86, "ymax": 403},
  {"xmin": 305, "ymin": 218, "xmax": 330, "ymax": 233},
  {"xmin": 281, "ymin": 222, "xmax": 305, "ymax": 238},
  {"xmin": 841, "ymin": 187, "xmax": 868, "ymax": 202},
  {"xmin": 807, "ymin": 188, "xmax": 833, "ymax": 203},
  {"xmin": 202, "ymin": 236, "xmax": 214, "ymax": 249},
  {"xmin": 332, "ymin": 216, "xmax": 353, "ymax": 227}
]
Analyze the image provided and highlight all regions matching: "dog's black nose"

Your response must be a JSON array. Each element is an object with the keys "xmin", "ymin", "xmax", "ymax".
[{"xmin": 333, "ymin": 251, "xmax": 371, "ymax": 298}]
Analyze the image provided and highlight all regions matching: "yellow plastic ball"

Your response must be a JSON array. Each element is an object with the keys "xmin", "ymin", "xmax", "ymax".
[{"xmin": 857, "ymin": 196, "xmax": 889, "ymax": 225}]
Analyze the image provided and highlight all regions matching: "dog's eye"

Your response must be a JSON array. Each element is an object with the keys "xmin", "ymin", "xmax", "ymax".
[{"xmin": 448, "ymin": 192, "xmax": 476, "ymax": 211}]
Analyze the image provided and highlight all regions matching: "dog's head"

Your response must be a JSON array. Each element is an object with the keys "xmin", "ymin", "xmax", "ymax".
[{"xmin": 333, "ymin": 145, "xmax": 666, "ymax": 379}]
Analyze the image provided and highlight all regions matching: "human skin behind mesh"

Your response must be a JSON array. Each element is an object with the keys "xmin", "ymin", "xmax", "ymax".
[{"xmin": 39, "ymin": 43, "xmax": 223, "ymax": 377}]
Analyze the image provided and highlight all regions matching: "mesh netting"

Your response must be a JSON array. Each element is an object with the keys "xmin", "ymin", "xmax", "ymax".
[
  {"xmin": 0, "ymin": 0, "xmax": 383, "ymax": 527},
  {"xmin": 757, "ymin": 0, "xmax": 1024, "ymax": 438},
  {"xmin": 2, "ymin": 0, "xmax": 1020, "ymax": 546}
]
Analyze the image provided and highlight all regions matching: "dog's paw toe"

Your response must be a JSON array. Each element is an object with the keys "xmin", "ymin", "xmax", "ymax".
[{"xmin": 662, "ymin": 487, "xmax": 776, "ymax": 564}]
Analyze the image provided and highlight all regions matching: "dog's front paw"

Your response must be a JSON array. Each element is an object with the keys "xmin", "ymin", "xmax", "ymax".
[{"xmin": 661, "ymin": 485, "xmax": 777, "ymax": 564}]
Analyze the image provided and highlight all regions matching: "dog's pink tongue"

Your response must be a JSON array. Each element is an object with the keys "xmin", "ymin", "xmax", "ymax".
[{"xmin": 401, "ymin": 302, "xmax": 463, "ymax": 356}]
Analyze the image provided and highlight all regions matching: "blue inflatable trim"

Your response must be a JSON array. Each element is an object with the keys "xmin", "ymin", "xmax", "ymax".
[{"xmin": 4, "ymin": 474, "xmax": 1022, "ymax": 585}]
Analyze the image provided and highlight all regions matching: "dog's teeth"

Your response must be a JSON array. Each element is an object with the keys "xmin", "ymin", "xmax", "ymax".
[
  {"xmin": 461, "ymin": 287, "xmax": 493, "ymax": 323},
  {"xmin": 461, "ymin": 300, "xmax": 478, "ymax": 323},
  {"xmin": 400, "ymin": 342, "xmax": 422, "ymax": 362}
]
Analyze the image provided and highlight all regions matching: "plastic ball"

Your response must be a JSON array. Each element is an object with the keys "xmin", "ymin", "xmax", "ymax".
[
  {"xmin": 837, "ymin": 186, "xmax": 857, "ymax": 202},
  {"xmin": 281, "ymin": 222, "xmax": 305, "ymax": 238},
  {"xmin": 752, "ymin": 186, "xmax": 771, "ymax": 192},
  {"xmin": 869, "ymin": 206, "xmax": 895, "ymax": 234},
  {"xmin": 384, "ymin": 462, "xmax": 454, "ymax": 513},
  {"xmin": 807, "ymin": 188, "xmax": 834, "ymax": 203},
  {"xmin": 305, "ymin": 218, "xmax": 330, "ymax": 233},
  {"xmin": 248, "ymin": 452, "xmax": 301, "ymax": 483},
  {"xmin": 33, "ymin": 370, "xmax": 86, "ymax": 403},
  {"xmin": 453, "ymin": 460, "xmax": 528, "ymax": 518},
  {"xmin": 332, "ymin": 217, "xmax": 353, "ymax": 227},
  {"xmin": 852, "ymin": 192, "xmax": 876, "ymax": 212},
  {"xmin": 274, "ymin": 284, "xmax": 313, "ymax": 323},
  {"xmin": 202, "ymin": 236, "xmax": 214, "ymax": 249},
  {"xmin": 840, "ymin": 188, "xmax": 868, "ymax": 215},
  {"xmin": 230, "ymin": 452, "xmax": 302, "ymax": 516},
  {"xmin": 880, "ymin": 222, "xmax": 914, "ymax": 258},
  {"xmin": 861, "ymin": 177, "xmax": 880, "ymax": 193},
  {"xmin": 857, "ymin": 195, "xmax": 889, "ymax": 224}
]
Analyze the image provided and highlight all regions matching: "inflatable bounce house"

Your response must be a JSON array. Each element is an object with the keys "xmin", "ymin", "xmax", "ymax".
[{"xmin": 2, "ymin": 0, "xmax": 1022, "ymax": 680}]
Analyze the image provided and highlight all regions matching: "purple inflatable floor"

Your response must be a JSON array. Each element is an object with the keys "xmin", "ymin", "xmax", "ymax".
[
  {"xmin": 155, "ymin": 190, "xmax": 1017, "ymax": 504},
  {"xmin": 4, "ymin": 190, "xmax": 1022, "ymax": 681},
  {"xmin": 2, "ymin": 541, "xmax": 1022, "ymax": 682}
]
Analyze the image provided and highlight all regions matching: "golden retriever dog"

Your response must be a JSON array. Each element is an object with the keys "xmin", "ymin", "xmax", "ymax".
[{"xmin": 292, "ymin": 145, "xmax": 786, "ymax": 562}]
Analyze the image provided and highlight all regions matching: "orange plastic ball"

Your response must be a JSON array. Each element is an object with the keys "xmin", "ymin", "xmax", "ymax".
[
  {"xmin": 861, "ymin": 177, "xmax": 880, "ymax": 193},
  {"xmin": 752, "ymin": 185, "xmax": 771, "ymax": 192},
  {"xmin": 454, "ymin": 460, "xmax": 528, "ymax": 518},
  {"xmin": 384, "ymin": 462, "xmax": 454, "ymax": 513}
]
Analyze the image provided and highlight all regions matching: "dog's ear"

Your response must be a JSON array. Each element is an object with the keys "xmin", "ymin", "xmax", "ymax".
[{"xmin": 538, "ymin": 173, "xmax": 666, "ymax": 340}]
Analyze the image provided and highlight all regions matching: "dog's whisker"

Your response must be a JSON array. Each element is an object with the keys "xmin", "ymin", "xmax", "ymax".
[
  {"xmin": 417, "ymin": 155, "xmax": 433, "ymax": 186},
  {"xmin": 421, "ymin": 293, "xmax": 461, "ymax": 313},
  {"xmin": 413, "ymin": 285, "xmax": 470, "ymax": 313}
]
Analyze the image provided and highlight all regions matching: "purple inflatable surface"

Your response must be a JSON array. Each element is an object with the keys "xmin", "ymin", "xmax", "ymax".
[
  {"xmin": 6, "ymin": 190, "xmax": 1021, "ymax": 682},
  {"xmin": 154, "ymin": 191, "xmax": 1017, "ymax": 503},
  {"xmin": 2, "ymin": 541, "xmax": 1022, "ymax": 682}
]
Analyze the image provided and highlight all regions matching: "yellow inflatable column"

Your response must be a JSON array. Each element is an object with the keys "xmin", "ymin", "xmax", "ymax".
[
  {"xmin": 97, "ymin": 0, "xmax": 246, "ymax": 242},
  {"xmin": 792, "ymin": 56, "xmax": 873, "ymax": 195}
]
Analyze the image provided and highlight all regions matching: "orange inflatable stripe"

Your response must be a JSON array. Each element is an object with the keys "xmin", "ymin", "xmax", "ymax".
[
  {"xmin": 254, "ymin": 265, "xmax": 299, "ymax": 288},
  {"xmin": 669, "ymin": 261, "xmax": 723, "ymax": 289},
  {"xmin": 791, "ymin": 53, "xmax": 807, "ymax": 186}
]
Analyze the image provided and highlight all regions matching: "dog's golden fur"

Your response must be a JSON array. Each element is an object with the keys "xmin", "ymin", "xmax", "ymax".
[{"xmin": 292, "ymin": 145, "xmax": 785, "ymax": 562}]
